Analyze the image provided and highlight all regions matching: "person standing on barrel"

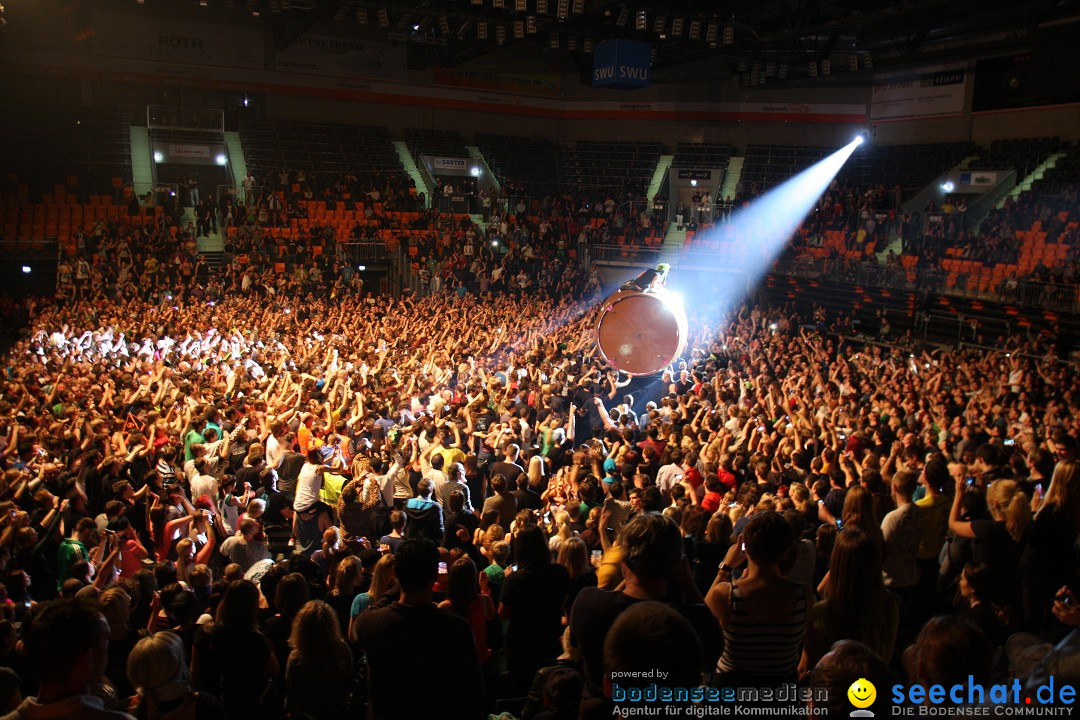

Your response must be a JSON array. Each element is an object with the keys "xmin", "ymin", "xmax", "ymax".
[{"xmin": 622, "ymin": 262, "xmax": 670, "ymax": 293}]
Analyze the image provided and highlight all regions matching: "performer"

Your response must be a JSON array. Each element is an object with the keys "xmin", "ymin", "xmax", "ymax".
[{"xmin": 622, "ymin": 262, "xmax": 670, "ymax": 293}]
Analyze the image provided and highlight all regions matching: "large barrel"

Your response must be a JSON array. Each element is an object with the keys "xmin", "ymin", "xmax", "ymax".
[{"xmin": 594, "ymin": 288, "xmax": 688, "ymax": 376}]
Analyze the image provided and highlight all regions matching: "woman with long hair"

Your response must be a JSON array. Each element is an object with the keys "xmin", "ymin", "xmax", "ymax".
[
  {"xmin": 127, "ymin": 631, "xmax": 226, "ymax": 720},
  {"xmin": 949, "ymin": 478, "xmax": 1030, "ymax": 586},
  {"xmin": 349, "ymin": 554, "xmax": 396, "ymax": 640},
  {"xmin": 800, "ymin": 528, "xmax": 899, "ymax": 675},
  {"xmin": 326, "ymin": 555, "xmax": 363, "ymax": 634},
  {"xmin": 286, "ymin": 600, "xmax": 354, "ymax": 720},
  {"xmin": 438, "ymin": 557, "xmax": 496, "ymax": 666},
  {"xmin": 557, "ymin": 536, "xmax": 597, "ymax": 611},
  {"xmin": 191, "ymin": 580, "xmax": 279, "ymax": 720},
  {"xmin": 1024, "ymin": 459, "xmax": 1079, "ymax": 630}
]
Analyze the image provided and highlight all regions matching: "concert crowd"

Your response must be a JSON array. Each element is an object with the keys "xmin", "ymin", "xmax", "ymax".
[{"xmin": 0, "ymin": 210, "xmax": 1077, "ymax": 720}]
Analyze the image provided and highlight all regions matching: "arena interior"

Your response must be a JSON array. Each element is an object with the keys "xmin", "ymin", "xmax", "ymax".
[{"xmin": 1, "ymin": 0, "xmax": 1080, "ymax": 718}]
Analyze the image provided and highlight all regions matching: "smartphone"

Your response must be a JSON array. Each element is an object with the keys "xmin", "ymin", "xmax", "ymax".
[
  {"xmin": 1035, "ymin": 484, "xmax": 1044, "ymax": 501},
  {"xmin": 740, "ymin": 542, "xmax": 746, "ymax": 552},
  {"xmin": 1004, "ymin": 438, "xmax": 1015, "ymax": 446},
  {"xmin": 591, "ymin": 550, "xmax": 602, "ymax": 564},
  {"xmin": 964, "ymin": 476, "xmax": 975, "ymax": 487},
  {"xmin": 511, "ymin": 564, "xmax": 519, "ymax": 572},
  {"xmin": 437, "ymin": 561, "xmax": 447, "ymax": 575}
]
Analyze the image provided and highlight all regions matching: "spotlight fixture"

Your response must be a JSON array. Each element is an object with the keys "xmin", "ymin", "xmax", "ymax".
[
  {"xmin": 615, "ymin": 6, "xmax": 628, "ymax": 26},
  {"xmin": 477, "ymin": 20, "xmax": 487, "ymax": 38},
  {"xmin": 671, "ymin": 17, "xmax": 683, "ymax": 36},
  {"xmin": 705, "ymin": 22, "xmax": 717, "ymax": 43},
  {"xmin": 377, "ymin": 8, "xmax": 389, "ymax": 26},
  {"xmin": 470, "ymin": 167, "xmax": 481, "ymax": 177},
  {"xmin": 941, "ymin": 181, "xmax": 955, "ymax": 192},
  {"xmin": 688, "ymin": 19, "xmax": 700, "ymax": 39},
  {"xmin": 653, "ymin": 14, "xmax": 664, "ymax": 34},
  {"xmin": 722, "ymin": 25, "xmax": 733, "ymax": 45},
  {"xmin": 514, "ymin": 20, "xmax": 523, "ymax": 38},
  {"xmin": 154, "ymin": 151, "xmax": 164, "ymax": 163},
  {"xmin": 635, "ymin": 8, "xmax": 646, "ymax": 31},
  {"xmin": 496, "ymin": 24, "xmax": 506, "ymax": 44},
  {"xmin": 527, "ymin": 15, "xmax": 536, "ymax": 33}
]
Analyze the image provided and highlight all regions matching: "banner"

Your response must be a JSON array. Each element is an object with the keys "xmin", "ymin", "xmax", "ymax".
[
  {"xmin": 433, "ymin": 63, "xmax": 562, "ymax": 98},
  {"xmin": 167, "ymin": 144, "xmax": 211, "ymax": 159},
  {"xmin": 677, "ymin": 170, "xmax": 712, "ymax": 180},
  {"xmin": 275, "ymin": 29, "xmax": 406, "ymax": 82},
  {"xmin": 92, "ymin": 10, "xmax": 263, "ymax": 69},
  {"xmin": 870, "ymin": 64, "xmax": 968, "ymax": 120},
  {"xmin": 959, "ymin": 171, "xmax": 998, "ymax": 187},
  {"xmin": 593, "ymin": 40, "xmax": 652, "ymax": 89},
  {"xmin": 430, "ymin": 157, "xmax": 468, "ymax": 171}
]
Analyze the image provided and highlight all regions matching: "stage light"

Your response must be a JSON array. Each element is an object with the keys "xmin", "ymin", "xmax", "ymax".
[
  {"xmin": 492, "ymin": 240, "xmax": 499, "ymax": 247},
  {"xmin": 690, "ymin": 179, "xmax": 697, "ymax": 186},
  {"xmin": 470, "ymin": 167, "xmax": 481, "ymax": 177},
  {"xmin": 215, "ymin": 154, "xmax": 228, "ymax": 166},
  {"xmin": 514, "ymin": 20, "xmax": 524, "ymax": 38},
  {"xmin": 942, "ymin": 181, "xmax": 955, "ymax": 192},
  {"xmin": 635, "ymin": 9, "xmax": 646, "ymax": 31},
  {"xmin": 769, "ymin": 323, "xmax": 778, "ymax": 331},
  {"xmin": 852, "ymin": 134, "xmax": 865, "ymax": 146},
  {"xmin": 153, "ymin": 151, "xmax": 163, "ymax": 163},
  {"xmin": 357, "ymin": 265, "xmax": 366, "ymax": 271},
  {"xmin": 21, "ymin": 266, "xmax": 30, "ymax": 274},
  {"xmin": 242, "ymin": 96, "xmax": 250, "ymax": 107}
]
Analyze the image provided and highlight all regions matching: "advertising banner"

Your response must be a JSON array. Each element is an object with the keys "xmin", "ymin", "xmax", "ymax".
[
  {"xmin": 592, "ymin": 40, "xmax": 652, "ymax": 89},
  {"xmin": 870, "ymin": 64, "xmax": 968, "ymax": 120},
  {"xmin": 275, "ymin": 29, "xmax": 407, "ymax": 82},
  {"xmin": 92, "ymin": 10, "xmax": 263, "ymax": 69}
]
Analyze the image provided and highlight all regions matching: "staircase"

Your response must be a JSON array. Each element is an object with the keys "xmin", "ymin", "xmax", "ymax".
[
  {"xmin": 466, "ymin": 146, "xmax": 500, "ymax": 193},
  {"xmin": 393, "ymin": 141, "xmax": 432, "ymax": 202},
  {"xmin": 661, "ymin": 226, "xmax": 687, "ymax": 253},
  {"xmin": 719, "ymin": 156, "xmax": 744, "ymax": 202},
  {"xmin": 954, "ymin": 153, "xmax": 981, "ymax": 171},
  {"xmin": 646, "ymin": 154, "xmax": 673, "ymax": 206},
  {"xmin": 998, "ymin": 152, "xmax": 1066, "ymax": 207},
  {"xmin": 129, "ymin": 126, "xmax": 154, "ymax": 190},
  {"xmin": 223, "ymin": 132, "xmax": 249, "ymax": 187}
]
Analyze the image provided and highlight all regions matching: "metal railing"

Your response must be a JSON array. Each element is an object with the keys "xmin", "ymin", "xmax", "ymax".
[
  {"xmin": 116, "ymin": 182, "xmax": 180, "ymax": 206},
  {"xmin": 147, "ymin": 106, "xmax": 225, "ymax": 133}
]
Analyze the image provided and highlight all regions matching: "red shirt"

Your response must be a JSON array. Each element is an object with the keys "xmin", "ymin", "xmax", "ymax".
[{"xmin": 701, "ymin": 492, "xmax": 723, "ymax": 514}]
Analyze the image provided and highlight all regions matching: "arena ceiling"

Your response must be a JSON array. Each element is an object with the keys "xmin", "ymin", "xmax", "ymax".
[{"xmin": 222, "ymin": 0, "xmax": 1077, "ymax": 81}]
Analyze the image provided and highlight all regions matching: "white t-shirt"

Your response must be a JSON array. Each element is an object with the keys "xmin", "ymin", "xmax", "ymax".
[
  {"xmin": 190, "ymin": 474, "xmax": 218, "ymax": 502},
  {"xmin": 294, "ymin": 462, "xmax": 323, "ymax": 511},
  {"xmin": 266, "ymin": 434, "xmax": 283, "ymax": 469}
]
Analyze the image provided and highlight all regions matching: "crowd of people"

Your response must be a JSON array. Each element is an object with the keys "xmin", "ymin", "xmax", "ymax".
[{"xmin": 0, "ymin": 204, "xmax": 1077, "ymax": 720}]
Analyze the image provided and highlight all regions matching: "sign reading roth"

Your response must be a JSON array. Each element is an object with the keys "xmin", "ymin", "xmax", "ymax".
[{"xmin": 592, "ymin": 40, "xmax": 652, "ymax": 89}]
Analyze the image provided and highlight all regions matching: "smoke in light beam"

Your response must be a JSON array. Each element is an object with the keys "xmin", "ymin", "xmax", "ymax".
[{"xmin": 679, "ymin": 136, "xmax": 864, "ymax": 298}]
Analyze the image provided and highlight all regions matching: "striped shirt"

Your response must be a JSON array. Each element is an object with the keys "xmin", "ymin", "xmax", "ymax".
[{"xmin": 716, "ymin": 581, "xmax": 807, "ymax": 679}]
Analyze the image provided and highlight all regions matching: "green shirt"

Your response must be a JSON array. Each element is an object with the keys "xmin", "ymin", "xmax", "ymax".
[
  {"xmin": 56, "ymin": 538, "xmax": 88, "ymax": 590},
  {"xmin": 184, "ymin": 429, "xmax": 206, "ymax": 462}
]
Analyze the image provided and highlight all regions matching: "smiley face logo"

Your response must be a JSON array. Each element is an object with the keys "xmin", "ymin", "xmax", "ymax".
[{"xmin": 848, "ymin": 678, "xmax": 876, "ymax": 711}]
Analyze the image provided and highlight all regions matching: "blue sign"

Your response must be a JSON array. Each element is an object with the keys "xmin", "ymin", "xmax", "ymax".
[{"xmin": 592, "ymin": 39, "xmax": 652, "ymax": 89}]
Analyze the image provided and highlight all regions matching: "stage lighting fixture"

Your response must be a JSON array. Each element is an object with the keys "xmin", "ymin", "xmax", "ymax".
[
  {"xmin": 21, "ymin": 266, "xmax": 30, "ymax": 274},
  {"xmin": 635, "ymin": 9, "xmax": 646, "ymax": 31},
  {"xmin": 809, "ymin": 61, "xmax": 817, "ymax": 77},
  {"xmin": 557, "ymin": 0, "xmax": 568, "ymax": 18},
  {"xmin": 864, "ymin": 53, "xmax": 873, "ymax": 69},
  {"xmin": 496, "ymin": 24, "xmax": 506, "ymax": 44},
  {"xmin": 356, "ymin": 8, "xmax": 368, "ymax": 24},
  {"xmin": 357, "ymin": 265, "xmax": 366, "ymax": 271},
  {"xmin": 471, "ymin": 0, "xmax": 482, "ymax": 5},
  {"xmin": 377, "ymin": 8, "xmax": 389, "ymax": 26},
  {"xmin": 478, "ymin": 20, "xmax": 488, "ymax": 38},
  {"xmin": 514, "ymin": 20, "xmax": 524, "ymax": 38},
  {"xmin": 653, "ymin": 14, "xmax": 664, "ymax": 34},
  {"xmin": 779, "ymin": 64, "xmax": 788, "ymax": 79},
  {"xmin": 527, "ymin": 16, "xmax": 536, "ymax": 33},
  {"xmin": 515, "ymin": 0, "xmax": 526, "ymax": 10},
  {"xmin": 492, "ymin": 240, "xmax": 499, "ymax": 247},
  {"xmin": 154, "ymin": 151, "xmax": 164, "ymax": 163},
  {"xmin": 215, "ymin": 154, "xmax": 228, "ymax": 166},
  {"xmin": 942, "ymin": 181, "xmax": 955, "ymax": 192},
  {"xmin": 688, "ymin": 19, "xmax": 700, "ymax": 39},
  {"xmin": 471, "ymin": 167, "xmax": 481, "ymax": 177},
  {"xmin": 690, "ymin": 179, "xmax": 697, "ymax": 186}
]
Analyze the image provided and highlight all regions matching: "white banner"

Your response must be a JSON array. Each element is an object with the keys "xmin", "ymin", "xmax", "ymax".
[
  {"xmin": 168, "ymin": 143, "xmax": 211, "ymax": 159},
  {"xmin": 92, "ymin": 10, "xmax": 264, "ymax": 69},
  {"xmin": 275, "ymin": 29, "xmax": 406, "ymax": 82},
  {"xmin": 430, "ymin": 157, "xmax": 469, "ymax": 170},
  {"xmin": 871, "ymin": 65, "xmax": 968, "ymax": 120},
  {"xmin": 959, "ymin": 170, "xmax": 998, "ymax": 187}
]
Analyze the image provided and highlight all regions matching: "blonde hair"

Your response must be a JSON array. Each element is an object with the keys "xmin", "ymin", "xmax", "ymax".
[
  {"xmin": 1041, "ymin": 460, "xmax": 1080, "ymax": 532},
  {"xmin": 127, "ymin": 632, "xmax": 191, "ymax": 719},
  {"xmin": 557, "ymin": 537, "xmax": 590, "ymax": 580},
  {"xmin": 987, "ymin": 479, "xmax": 1031, "ymax": 542},
  {"xmin": 288, "ymin": 600, "xmax": 349, "ymax": 666},
  {"xmin": 368, "ymin": 554, "xmax": 395, "ymax": 602},
  {"xmin": 99, "ymin": 587, "xmax": 130, "ymax": 628}
]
